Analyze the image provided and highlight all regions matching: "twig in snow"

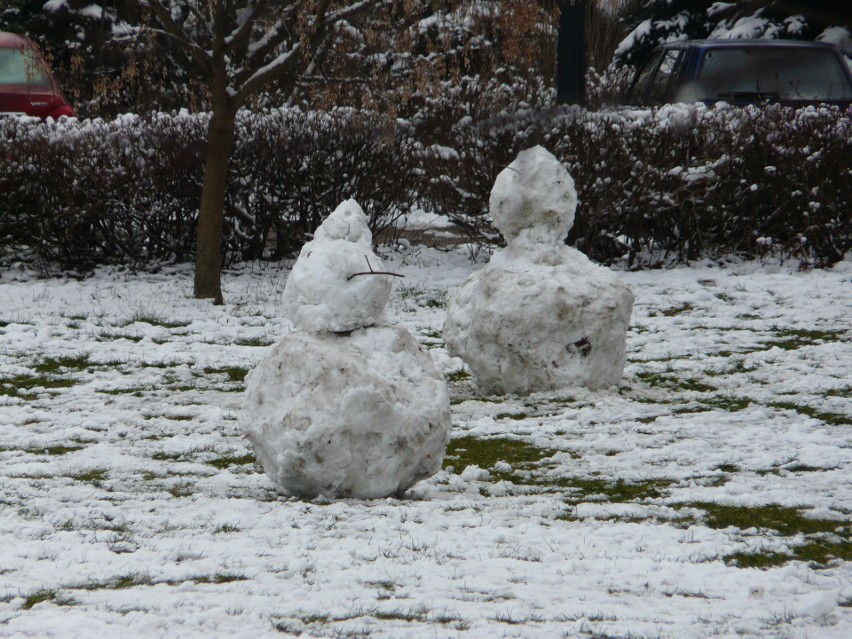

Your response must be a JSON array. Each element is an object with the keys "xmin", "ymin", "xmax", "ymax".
[{"xmin": 346, "ymin": 256, "xmax": 405, "ymax": 281}]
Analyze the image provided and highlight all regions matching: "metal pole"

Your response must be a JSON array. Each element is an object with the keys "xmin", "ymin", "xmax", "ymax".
[{"xmin": 557, "ymin": 0, "xmax": 586, "ymax": 105}]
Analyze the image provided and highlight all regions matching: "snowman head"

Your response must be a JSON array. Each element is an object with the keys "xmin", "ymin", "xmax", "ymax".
[
  {"xmin": 489, "ymin": 146, "xmax": 577, "ymax": 246},
  {"xmin": 315, "ymin": 198, "xmax": 370, "ymax": 244}
]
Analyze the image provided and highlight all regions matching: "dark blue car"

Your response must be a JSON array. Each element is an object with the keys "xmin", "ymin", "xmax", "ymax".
[{"xmin": 625, "ymin": 39, "xmax": 852, "ymax": 108}]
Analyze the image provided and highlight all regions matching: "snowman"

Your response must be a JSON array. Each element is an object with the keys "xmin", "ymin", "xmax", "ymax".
[
  {"xmin": 240, "ymin": 199, "xmax": 451, "ymax": 499},
  {"xmin": 443, "ymin": 146, "xmax": 634, "ymax": 395}
]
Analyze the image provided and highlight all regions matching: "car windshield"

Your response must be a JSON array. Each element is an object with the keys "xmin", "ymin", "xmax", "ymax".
[
  {"xmin": 0, "ymin": 46, "xmax": 50, "ymax": 87},
  {"xmin": 697, "ymin": 47, "xmax": 852, "ymax": 101}
]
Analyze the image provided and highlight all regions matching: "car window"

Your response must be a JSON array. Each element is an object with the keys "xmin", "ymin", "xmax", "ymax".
[
  {"xmin": 627, "ymin": 49, "xmax": 663, "ymax": 103},
  {"xmin": 697, "ymin": 48, "xmax": 852, "ymax": 101},
  {"xmin": 0, "ymin": 47, "xmax": 50, "ymax": 87},
  {"xmin": 646, "ymin": 49, "xmax": 683, "ymax": 103}
]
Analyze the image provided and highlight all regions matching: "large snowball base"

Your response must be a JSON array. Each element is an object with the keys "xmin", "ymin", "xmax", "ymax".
[
  {"xmin": 444, "ymin": 244, "xmax": 634, "ymax": 395},
  {"xmin": 240, "ymin": 326, "xmax": 451, "ymax": 499}
]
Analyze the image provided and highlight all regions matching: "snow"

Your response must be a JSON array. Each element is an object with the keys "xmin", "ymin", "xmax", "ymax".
[
  {"xmin": 282, "ymin": 199, "xmax": 393, "ymax": 333},
  {"xmin": 445, "ymin": 147, "xmax": 633, "ymax": 394},
  {"xmin": 0, "ymin": 245, "xmax": 850, "ymax": 638}
]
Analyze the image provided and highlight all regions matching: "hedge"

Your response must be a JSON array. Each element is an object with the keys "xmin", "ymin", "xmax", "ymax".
[{"xmin": 1, "ymin": 103, "xmax": 849, "ymax": 272}]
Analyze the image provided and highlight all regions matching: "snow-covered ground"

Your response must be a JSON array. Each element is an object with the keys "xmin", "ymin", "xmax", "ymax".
[{"xmin": 0, "ymin": 246, "xmax": 850, "ymax": 638}]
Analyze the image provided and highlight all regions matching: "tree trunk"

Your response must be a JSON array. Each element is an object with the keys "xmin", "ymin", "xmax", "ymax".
[{"xmin": 194, "ymin": 107, "xmax": 236, "ymax": 304}]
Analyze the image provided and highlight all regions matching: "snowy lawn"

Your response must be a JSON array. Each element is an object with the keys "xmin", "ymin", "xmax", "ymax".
[{"xmin": 0, "ymin": 246, "xmax": 850, "ymax": 639}]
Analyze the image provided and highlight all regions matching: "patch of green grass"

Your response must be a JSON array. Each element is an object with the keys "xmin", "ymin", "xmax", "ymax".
[
  {"xmin": 783, "ymin": 464, "xmax": 826, "ymax": 473},
  {"xmin": 723, "ymin": 550, "xmax": 790, "ymax": 569},
  {"xmin": 446, "ymin": 369, "xmax": 470, "ymax": 382},
  {"xmin": 206, "ymin": 453, "xmax": 256, "ymax": 469},
  {"xmin": 756, "ymin": 463, "xmax": 828, "ymax": 476},
  {"xmin": 433, "ymin": 613, "xmax": 470, "ymax": 630},
  {"xmin": 490, "ymin": 610, "xmax": 544, "ymax": 624},
  {"xmin": 76, "ymin": 572, "xmax": 243, "ymax": 590},
  {"xmin": 824, "ymin": 387, "xmax": 851, "ymax": 399},
  {"xmin": 166, "ymin": 384, "xmax": 198, "ymax": 393},
  {"xmin": 203, "ymin": 366, "xmax": 249, "ymax": 383},
  {"xmin": 704, "ymin": 359, "xmax": 757, "ymax": 376},
  {"xmin": 364, "ymin": 580, "xmax": 396, "ymax": 592},
  {"xmin": 98, "ymin": 331, "xmax": 144, "ymax": 342},
  {"xmin": 661, "ymin": 302, "xmax": 694, "ymax": 317},
  {"xmin": 561, "ymin": 478, "xmax": 674, "ymax": 504},
  {"xmin": 234, "ymin": 337, "xmax": 275, "ymax": 347},
  {"xmin": 689, "ymin": 503, "xmax": 842, "ymax": 536},
  {"xmin": 761, "ymin": 328, "xmax": 845, "ymax": 351},
  {"xmin": 768, "ymin": 401, "xmax": 851, "ymax": 426},
  {"xmin": 141, "ymin": 361, "xmax": 178, "ymax": 370},
  {"xmin": 21, "ymin": 590, "xmax": 55, "ymax": 609},
  {"xmin": 70, "ymin": 469, "xmax": 108, "ymax": 483},
  {"xmin": 125, "ymin": 313, "xmax": 191, "ymax": 329},
  {"xmin": 447, "ymin": 436, "xmax": 672, "ymax": 501},
  {"xmin": 214, "ymin": 524, "xmax": 241, "ymax": 534},
  {"xmin": 20, "ymin": 589, "xmax": 76, "ymax": 610},
  {"xmin": 724, "ymin": 537, "xmax": 851, "ymax": 569},
  {"xmin": 34, "ymin": 354, "xmax": 92, "ymax": 374},
  {"xmin": 396, "ymin": 284, "xmax": 425, "ymax": 300},
  {"xmin": 372, "ymin": 606, "xmax": 428, "ymax": 622},
  {"xmin": 792, "ymin": 538, "xmax": 852, "ymax": 566},
  {"xmin": 98, "ymin": 386, "xmax": 149, "ymax": 395},
  {"xmin": 113, "ymin": 574, "xmax": 148, "ymax": 589},
  {"xmin": 715, "ymin": 463, "xmax": 740, "ymax": 473},
  {"xmin": 152, "ymin": 452, "xmax": 182, "ymax": 461},
  {"xmin": 444, "ymin": 436, "xmax": 558, "ymax": 481},
  {"xmin": 32, "ymin": 445, "xmax": 84, "ymax": 456},
  {"xmin": 636, "ymin": 371, "xmax": 715, "ymax": 393},
  {"xmin": 72, "ymin": 574, "xmax": 153, "ymax": 591},
  {"xmin": 193, "ymin": 573, "xmax": 249, "ymax": 584},
  {"xmin": 699, "ymin": 396, "xmax": 752, "ymax": 412},
  {"xmin": 0, "ymin": 373, "xmax": 78, "ymax": 399},
  {"xmin": 494, "ymin": 412, "xmax": 529, "ymax": 421},
  {"xmin": 166, "ymin": 482, "xmax": 195, "ymax": 498}
]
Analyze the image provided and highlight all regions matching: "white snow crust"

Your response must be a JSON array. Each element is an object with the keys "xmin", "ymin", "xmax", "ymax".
[
  {"xmin": 0, "ymin": 246, "xmax": 850, "ymax": 639},
  {"xmin": 445, "ymin": 147, "xmax": 633, "ymax": 394},
  {"xmin": 240, "ymin": 325, "xmax": 451, "ymax": 498},
  {"xmin": 282, "ymin": 199, "xmax": 393, "ymax": 332}
]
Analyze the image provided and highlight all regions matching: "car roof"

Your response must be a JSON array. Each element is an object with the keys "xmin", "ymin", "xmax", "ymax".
[
  {"xmin": 0, "ymin": 31, "xmax": 31, "ymax": 48},
  {"xmin": 656, "ymin": 38, "xmax": 842, "ymax": 52}
]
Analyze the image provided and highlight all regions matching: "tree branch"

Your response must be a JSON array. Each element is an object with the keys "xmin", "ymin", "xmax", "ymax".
[
  {"xmin": 225, "ymin": 0, "xmax": 269, "ymax": 60},
  {"xmin": 347, "ymin": 256, "xmax": 404, "ymax": 281},
  {"xmin": 144, "ymin": 0, "xmax": 213, "ymax": 77},
  {"xmin": 232, "ymin": 0, "xmax": 378, "ymax": 107}
]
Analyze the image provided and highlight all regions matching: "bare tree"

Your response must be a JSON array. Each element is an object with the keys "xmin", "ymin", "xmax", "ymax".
[{"xmin": 138, "ymin": 0, "xmax": 377, "ymax": 303}]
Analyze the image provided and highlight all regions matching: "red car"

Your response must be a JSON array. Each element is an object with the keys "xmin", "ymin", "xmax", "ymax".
[{"xmin": 0, "ymin": 31, "xmax": 75, "ymax": 119}]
